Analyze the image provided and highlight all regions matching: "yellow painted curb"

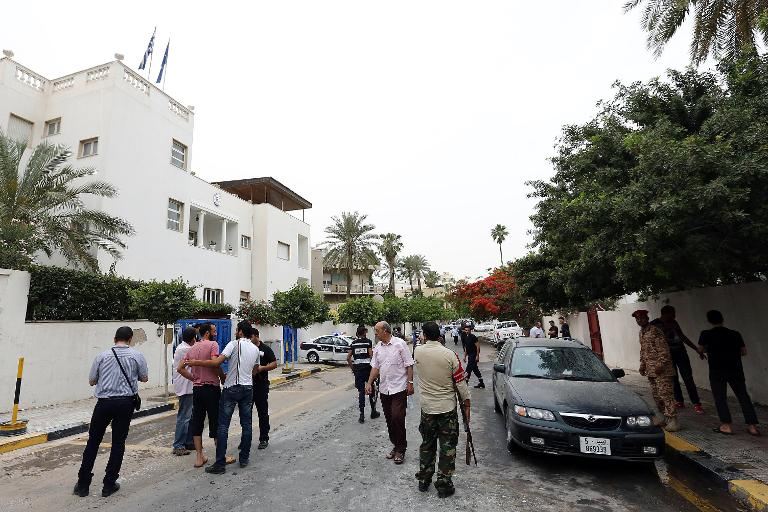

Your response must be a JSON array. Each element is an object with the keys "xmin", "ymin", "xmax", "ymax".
[
  {"xmin": 0, "ymin": 432, "xmax": 48, "ymax": 454},
  {"xmin": 729, "ymin": 480, "xmax": 768, "ymax": 512},
  {"xmin": 298, "ymin": 370, "xmax": 311, "ymax": 378},
  {"xmin": 665, "ymin": 431, "xmax": 701, "ymax": 452},
  {"xmin": 270, "ymin": 376, "xmax": 287, "ymax": 386}
]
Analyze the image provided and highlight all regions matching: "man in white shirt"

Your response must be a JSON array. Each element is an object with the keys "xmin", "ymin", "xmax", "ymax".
[
  {"xmin": 185, "ymin": 320, "xmax": 260, "ymax": 474},
  {"xmin": 171, "ymin": 327, "xmax": 196, "ymax": 455},
  {"xmin": 529, "ymin": 321, "xmax": 545, "ymax": 338}
]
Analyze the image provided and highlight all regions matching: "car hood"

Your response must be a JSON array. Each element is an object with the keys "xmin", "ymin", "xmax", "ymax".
[{"xmin": 510, "ymin": 378, "xmax": 651, "ymax": 416}]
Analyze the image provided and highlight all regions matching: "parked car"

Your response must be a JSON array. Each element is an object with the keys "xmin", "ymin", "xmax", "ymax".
[
  {"xmin": 492, "ymin": 338, "xmax": 664, "ymax": 462},
  {"xmin": 475, "ymin": 322, "xmax": 494, "ymax": 333},
  {"xmin": 299, "ymin": 335, "xmax": 355, "ymax": 364},
  {"xmin": 493, "ymin": 320, "xmax": 524, "ymax": 346}
]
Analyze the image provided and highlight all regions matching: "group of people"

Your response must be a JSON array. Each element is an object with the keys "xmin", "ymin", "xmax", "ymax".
[
  {"xmin": 635, "ymin": 306, "xmax": 760, "ymax": 436},
  {"xmin": 529, "ymin": 317, "xmax": 571, "ymax": 339}
]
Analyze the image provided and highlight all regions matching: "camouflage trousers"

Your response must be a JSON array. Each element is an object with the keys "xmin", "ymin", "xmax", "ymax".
[
  {"xmin": 415, "ymin": 409, "xmax": 459, "ymax": 489},
  {"xmin": 648, "ymin": 376, "xmax": 677, "ymax": 418}
]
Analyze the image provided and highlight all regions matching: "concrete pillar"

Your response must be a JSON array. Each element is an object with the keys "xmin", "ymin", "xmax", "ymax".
[
  {"xmin": 221, "ymin": 220, "xmax": 228, "ymax": 254},
  {"xmin": 197, "ymin": 211, "xmax": 205, "ymax": 247}
]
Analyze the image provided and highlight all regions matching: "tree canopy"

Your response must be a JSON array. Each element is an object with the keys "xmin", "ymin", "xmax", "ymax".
[{"xmin": 323, "ymin": 211, "xmax": 379, "ymax": 299}]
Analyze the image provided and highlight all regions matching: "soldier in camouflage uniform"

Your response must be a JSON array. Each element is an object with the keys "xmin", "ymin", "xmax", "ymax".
[
  {"xmin": 414, "ymin": 322, "xmax": 471, "ymax": 498},
  {"xmin": 633, "ymin": 310, "xmax": 680, "ymax": 432}
]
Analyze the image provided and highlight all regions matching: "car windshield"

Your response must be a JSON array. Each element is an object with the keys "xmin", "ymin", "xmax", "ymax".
[{"xmin": 510, "ymin": 346, "xmax": 614, "ymax": 382}]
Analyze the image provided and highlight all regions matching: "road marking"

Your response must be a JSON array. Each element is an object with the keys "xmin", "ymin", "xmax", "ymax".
[
  {"xmin": 270, "ymin": 383, "xmax": 352, "ymax": 421},
  {"xmin": 668, "ymin": 475, "xmax": 720, "ymax": 512}
]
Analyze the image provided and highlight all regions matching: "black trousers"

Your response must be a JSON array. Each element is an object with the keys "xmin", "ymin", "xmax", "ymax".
[
  {"xmin": 253, "ymin": 381, "xmax": 270, "ymax": 442},
  {"xmin": 77, "ymin": 397, "xmax": 134, "ymax": 487},
  {"xmin": 710, "ymin": 371, "xmax": 759, "ymax": 425},
  {"xmin": 381, "ymin": 390, "xmax": 407, "ymax": 453},
  {"xmin": 190, "ymin": 384, "xmax": 221, "ymax": 438},
  {"xmin": 465, "ymin": 354, "xmax": 483, "ymax": 383},
  {"xmin": 670, "ymin": 348, "xmax": 700, "ymax": 405}
]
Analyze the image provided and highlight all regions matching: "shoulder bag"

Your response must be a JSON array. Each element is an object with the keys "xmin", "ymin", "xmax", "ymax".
[{"xmin": 112, "ymin": 348, "xmax": 141, "ymax": 411}]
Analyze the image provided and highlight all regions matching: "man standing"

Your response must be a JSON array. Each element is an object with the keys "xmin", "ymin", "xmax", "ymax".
[
  {"xmin": 463, "ymin": 325, "xmax": 484, "ymax": 389},
  {"xmin": 414, "ymin": 322, "xmax": 471, "ymax": 498},
  {"xmin": 651, "ymin": 305, "xmax": 705, "ymax": 413},
  {"xmin": 74, "ymin": 326, "xmax": 148, "ymax": 498},
  {"xmin": 558, "ymin": 317, "xmax": 571, "ymax": 339},
  {"xmin": 347, "ymin": 325, "xmax": 380, "ymax": 423},
  {"xmin": 698, "ymin": 310, "xmax": 760, "ymax": 436},
  {"xmin": 171, "ymin": 327, "xmax": 196, "ymax": 455},
  {"xmin": 252, "ymin": 328, "xmax": 278, "ymax": 449},
  {"xmin": 186, "ymin": 321, "xmax": 260, "ymax": 473},
  {"xmin": 547, "ymin": 320, "xmax": 559, "ymax": 339},
  {"xmin": 366, "ymin": 321, "xmax": 414, "ymax": 465},
  {"xmin": 451, "ymin": 325, "xmax": 460, "ymax": 346},
  {"xmin": 634, "ymin": 310, "xmax": 680, "ymax": 432},
  {"xmin": 529, "ymin": 321, "xmax": 545, "ymax": 338}
]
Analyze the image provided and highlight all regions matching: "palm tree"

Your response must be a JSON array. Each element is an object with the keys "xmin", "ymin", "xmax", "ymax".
[
  {"xmin": 379, "ymin": 233, "xmax": 403, "ymax": 294},
  {"xmin": 323, "ymin": 211, "xmax": 379, "ymax": 300},
  {"xmin": 625, "ymin": 0, "xmax": 768, "ymax": 64},
  {"xmin": 400, "ymin": 254, "xmax": 430, "ymax": 293},
  {"xmin": 491, "ymin": 224, "xmax": 508, "ymax": 266},
  {"xmin": 0, "ymin": 132, "xmax": 134, "ymax": 271}
]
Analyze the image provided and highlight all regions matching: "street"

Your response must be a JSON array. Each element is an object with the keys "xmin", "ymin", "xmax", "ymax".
[{"xmin": 0, "ymin": 343, "xmax": 741, "ymax": 512}]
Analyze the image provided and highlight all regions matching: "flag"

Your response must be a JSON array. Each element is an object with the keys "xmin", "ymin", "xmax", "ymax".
[
  {"xmin": 156, "ymin": 40, "xmax": 169, "ymax": 84},
  {"xmin": 138, "ymin": 28, "xmax": 156, "ymax": 70}
]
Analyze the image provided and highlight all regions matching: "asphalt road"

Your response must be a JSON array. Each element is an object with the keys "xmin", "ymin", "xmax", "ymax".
[{"xmin": 0, "ymin": 341, "xmax": 743, "ymax": 512}]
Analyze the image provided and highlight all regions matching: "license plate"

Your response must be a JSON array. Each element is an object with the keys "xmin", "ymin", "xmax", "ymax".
[{"xmin": 579, "ymin": 437, "xmax": 611, "ymax": 455}]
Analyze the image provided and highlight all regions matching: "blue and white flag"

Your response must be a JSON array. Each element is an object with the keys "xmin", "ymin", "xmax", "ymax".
[
  {"xmin": 156, "ymin": 40, "xmax": 169, "ymax": 84},
  {"xmin": 138, "ymin": 28, "xmax": 156, "ymax": 70}
]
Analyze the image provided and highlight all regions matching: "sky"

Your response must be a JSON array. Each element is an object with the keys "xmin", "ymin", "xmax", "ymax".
[{"xmin": 3, "ymin": 1, "xmax": 700, "ymax": 281}]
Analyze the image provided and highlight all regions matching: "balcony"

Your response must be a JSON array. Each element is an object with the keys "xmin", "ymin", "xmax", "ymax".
[
  {"xmin": 187, "ymin": 206, "xmax": 238, "ymax": 257},
  {"xmin": 323, "ymin": 283, "xmax": 387, "ymax": 295}
]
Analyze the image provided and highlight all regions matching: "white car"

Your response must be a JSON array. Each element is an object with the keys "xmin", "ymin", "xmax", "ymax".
[
  {"xmin": 299, "ymin": 335, "xmax": 355, "ymax": 364},
  {"xmin": 475, "ymin": 322, "xmax": 495, "ymax": 333},
  {"xmin": 493, "ymin": 320, "xmax": 524, "ymax": 346}
]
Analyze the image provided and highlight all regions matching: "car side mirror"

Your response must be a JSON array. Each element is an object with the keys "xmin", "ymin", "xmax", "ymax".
[
  {"xmin": 493, "ymin": 363, "xmax": 506, "ymax": 373},
  {"xmin": 611, "ymin": 368, "xmax": 625, "ymax": 379}
]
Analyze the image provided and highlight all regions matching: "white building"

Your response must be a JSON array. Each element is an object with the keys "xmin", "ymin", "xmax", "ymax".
[{"xmin": 0, "ymin": 55, "xmax": 311, "ymax": 305}]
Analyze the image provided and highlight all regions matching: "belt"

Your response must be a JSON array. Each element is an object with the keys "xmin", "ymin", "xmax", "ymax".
[{"xmin": 100, "ymin": 396, "xmax": 133, "ymax": 400}]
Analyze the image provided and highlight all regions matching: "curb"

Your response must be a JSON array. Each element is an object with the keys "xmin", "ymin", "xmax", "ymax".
[
  {"xmin": 664, "ymin": 431, "xmax": 768, "ymax": 511},
  {"xmin": 268, "ymin": 366, "xmax": 325, "ymax": 387}
]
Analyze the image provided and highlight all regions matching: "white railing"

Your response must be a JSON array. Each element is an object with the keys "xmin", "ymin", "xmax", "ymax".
[
  {"xmin": 86, "ymin": 66, "xmax": 110, "ymax": 82},
  {"xmin": 52, "ymin": 77, "xmax": 74, "ymax": 92},
  {"xmin": 323, "ymin": 284, "xmax": 387, "ymax": 294},
  {"xmin": 122, "ymin": 69, "xmax": 150, "ymax": 95},
  {"xmin": 15, "ymin": 65, "xmax": 46, "ymax": 91},
  {"xmin": 168, "ymin": 99, "xmax": 190, "ymax": 121}
]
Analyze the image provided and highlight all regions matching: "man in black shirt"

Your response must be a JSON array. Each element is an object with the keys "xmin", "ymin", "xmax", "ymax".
[
  {"xmin": 251, "ymin": 328, "xmax": 278, "ymax": 449},
  {"xmin": 698, "ymin": 310, "xmax": 760, "ymax": 436},
  {"xmin": 347, "ymin": 325, "xmax": 380, "ymax": 423},
  {"xmin": 462, "ymin": 326, "xmax": 484, "ymax": 388},
  {"xmin": 558, "ymin": 317, "xmax": 571, "ymax": 339}
]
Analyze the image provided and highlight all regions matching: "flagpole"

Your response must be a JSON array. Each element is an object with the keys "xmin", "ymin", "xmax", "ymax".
[
  {"xmin": 162, "ymin": 41, "xmax": 169, "ymax": 91},
  {"xmin": 146, "ymin": 26, "xmax": 156, "ymax": 81}
]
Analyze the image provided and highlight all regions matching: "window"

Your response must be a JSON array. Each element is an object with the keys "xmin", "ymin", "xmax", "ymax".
[
  {"xmin": 167, "ymin": 198, "xmax": 184, "ymax": 231},
  {"xmin": 298, "ymin": 235, "xmax": 309, "ymax": 269},
  {"xmin": 240, "ymin": 235, "xmax": 251, "ymax": 250},
  {"xmin": 203, "ymin": 288, "xmax": 224, "ymax": 304},
  {"xmin": 277, "ymin": 241, "xmax": 290, "ymax": 261},
  {"xmin": 45, "ymin": 118, "xmax": 61, "ymax": 137},
  {"xmin": 239, "ymin": 291, "xmax": 250, "ymax": 303},
  {"xmin": 171, "ymin": 140, "xmax": 187, "ymax": 169},
  {"xmin": 8, "ymin": 114, "xmax": 33, "ymax": 144},
  {"xmin": 79, "ymin": 137, "xmax": 98, "ymax": 158}
]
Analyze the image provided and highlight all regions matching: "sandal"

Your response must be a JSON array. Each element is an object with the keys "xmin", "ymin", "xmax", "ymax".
[
  {"xmin": 747, "ymin": 427, "xmax": 761, "ymax": 437},
  {"xmin": 225, "ymin": 455, "xmax": 237, "ymax": 464},
  {"xmin": 386, "ymin": 450, "xmax": 396, "ymax": 460},
  {"xmin": 393, "ymin": 453, "xmax": 404, "ymax": 464},
  {"xmin": 712, "ymin": 427, "xmax": 734, "ymax": 435},
  {"xmin": 194, "ymin": 457, "xmax": 208, "ymax": 468}
]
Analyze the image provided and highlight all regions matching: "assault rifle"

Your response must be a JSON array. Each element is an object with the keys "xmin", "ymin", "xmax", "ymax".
[{"xmin": 453, "ymin": 379, "xmax": 478, "ymax": 466}]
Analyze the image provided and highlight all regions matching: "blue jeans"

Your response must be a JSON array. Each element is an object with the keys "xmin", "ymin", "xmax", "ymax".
[
  {"xmin": 173, "ymin": 394, "xmax": 194, "ymax": 449},
  {"xmin": 216, "ymin": 385, "xmax": 253, "ymax": 466}
]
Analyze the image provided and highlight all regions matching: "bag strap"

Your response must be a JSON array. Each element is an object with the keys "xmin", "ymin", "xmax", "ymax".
[{"xmin": 112, "ymin": 347, "xmax": 137, "ymax": 394}]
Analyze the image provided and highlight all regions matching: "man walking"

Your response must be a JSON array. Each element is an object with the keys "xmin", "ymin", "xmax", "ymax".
[
  {"xmin": 414, "ymin": 322, "xmax": 471, "ymax": 498},
  {"xmin": 171, "ymin": 327, "xmax": 196, "ymax": 455},
  {"xmin": 252, "ymin": 327, "xmax": 278, "ymax": 449},
  {"xmin": 651, "ymin": 305, "xmax": 705, "ymax": 413},
  {"xmin": 558, "ymin": 316, "xmax": 571, "ymax": 338},
  {"xmin": 347, "ymin": 325, "xmax": 380, "ymax": 423},
  {"xmin": 698, "ymin": 310, "xmax": 760, "ymax": 436},
  {"xmin": 74, "ymin": 326, "xmax": 148, "ymax": 498},
  {"xmin": 186, "ymin": 321, "xmax": 260, "ymax": 473},
  {"xmin": 462, "ymin": 325, "xmax": 484, "ymax": 388},
  {"xmin": 529, "ymin": 321, "xmax": 545, "ymax": 338},
  {"xmin": 451, "ymin": 325, "xmax": 459, "ymax": 346},
  {"xmin": 366, "ymin": 321, "xmax": 414, "ymax": 465},
  {"xmin": 634, "ymin": 310, "xmax": 680, "ymax": 432}
]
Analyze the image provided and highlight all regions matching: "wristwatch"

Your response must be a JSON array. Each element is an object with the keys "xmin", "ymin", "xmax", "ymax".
[{"xmin": 407, "ymin": 380, "xmax": 414, "ymax": 384}]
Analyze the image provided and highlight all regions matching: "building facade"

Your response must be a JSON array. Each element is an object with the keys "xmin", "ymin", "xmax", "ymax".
[{"xmin": 0, "ymin": 56, "xmax": 311, "ymax": 305}]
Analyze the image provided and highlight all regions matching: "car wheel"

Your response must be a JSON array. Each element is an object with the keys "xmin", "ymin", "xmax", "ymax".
[
  {"xmin": 307, "ymin": 352, "xmax": 319, "ymax": 364},
  {"xmin": 504, "ymin": 405, "xmax": 517, "ymax": 453},
  {"xmin": 494, "ymin": 392, "xmax": 502, "ymax": 414}
]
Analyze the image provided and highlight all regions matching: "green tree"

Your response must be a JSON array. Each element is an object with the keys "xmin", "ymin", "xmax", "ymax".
[
  {"xmin": 378, "ymin": 233, "xmax": 404, "ymax": 294},
  {"xmin": 625, "ymin": 0, "xmax": 768, "ymax": 64},
  {"xmin": 0, "ymin": 133, "xmax": 134, "ymax": 271},
  {"xmin": 272, "ymin": 284, "xmax": 327, "ymax": 330},
  {"xmin": 424, "ymin": 270, "xmax": 441, "ymax": 289},
  {"xmin": 405, "ymin": 296, "xmax": 448, "ymax": 323},
  {"xmin": 337, "ymin": 296, "xmax": 382, "ymax": 326},
  {"xmin": 323, "ymin": 212, "xmax": 379, "ymax": 299},
  {"xmin": 237, "ymin": 299, "xmax": 277, "ymax": 325},
  {"xmin": 491, "ymin": 224, "xmax": 508, "ymax": 266},
  {"xmin": 400, "ymin": 254, "xmax": 430, "ymax": 293},
  {"xmin": 130, "ymin": 278, "xmax": 198, "ymax": 399},
  {"xmin": 381, "ymin": 295, "xmax": 408, "ymax": 326}
]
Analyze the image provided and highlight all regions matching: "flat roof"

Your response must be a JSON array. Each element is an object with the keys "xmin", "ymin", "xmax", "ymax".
[{"xmin": 212, "ymin": 177, "xmax": 312, "ymax": 211}]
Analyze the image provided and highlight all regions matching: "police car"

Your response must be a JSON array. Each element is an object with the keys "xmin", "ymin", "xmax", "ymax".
[{"xmin": 299, "ymin": 335, "xmax": 355, "ymax": 364}]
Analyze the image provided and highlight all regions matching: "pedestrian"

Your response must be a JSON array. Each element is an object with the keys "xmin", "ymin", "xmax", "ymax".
[
  {"xmin": 650, "ymin": 305, "xmax": 705, "ymax": 413},
  {"xmin": 698, "ymin": 310, "xmax": 760, "ymax": 436},
  {"xmin": 186, "ymin": 320, "xmax": 261, "ymax": 473},
  {"xmin": 529, "ymin": 321, "xmax": 545, "ymax": 338},
  {"xmin": 171, "ymin": 327, "xmax": 196, "ymax": 456},
  {"xmin": 414, "ymin": 322, "xmax": 471, "ymax": 498},
  {"xmin": 348, "ymin": 325, "xmax": 381, "ymax": 423},
  {"xmin": 451, "ymin": 325, "xmax": 459, "ymax": 346},
  {"xmin": 251, "ymin": 327, "xmax": 278, "ymax": 449},
  {"xmin": 73, "ymin": 326, "xmax": 148, "ymax": 498},
  {"xmin": 176, "ymin": 322, "xmax": 225, "ymax": 469},
  {"xmin": 548, "ymin": 320, "xmax": 558, "ymax": 339},
  {"xmin": 558, "ymin": 316, "xmax": 571, "ymax": 339},
  {"xmin": 366, "ymin": 321, "xmax": 415, "ymax": 465},
  {"xmin": 633, "ymin": 310, "xmax": 680, "ymax": 432},
  {"xmin": 462, "ymin": 325, "xmax": 485, "ymax": 388}
]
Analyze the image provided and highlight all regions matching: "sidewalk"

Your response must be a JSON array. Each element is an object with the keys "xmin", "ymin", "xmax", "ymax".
[{"xmin": 623, "ymin": 370, "xmax": 768, "ymax": 510}]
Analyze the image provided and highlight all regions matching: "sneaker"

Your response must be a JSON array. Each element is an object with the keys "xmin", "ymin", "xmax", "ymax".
[
  {"xmin": 257, "ymin": 440, "xmax": 269, "ymax": 450},
  {"xmin": 675, "ymin": 402, "xmax": 686, "ymax": 409},
  {"xmin": 370, "ymin": 410, "xmax": 381, "ymax": 419},
  {"xmin": 664, "ymin": 417, "xmax": 681, "ymax": 432},
  {"xmin": 73, "ymin": 483, "xmax": 89, "ymax": 498},
  {"xmin": 172, "ymin": 447, "xmax": 190, "ymax": 456},
  {"xmin": 693, "ymin": 404, "xmax": 704, "ymax": 414},
  {"xmin": 418, "ymin": 481, "xmax": 431, "ymax": 492},
  {"xmin": 101, "ymin": 483, "xmax": 120, "ymax": 498},
  {"xmin": 474, "ymin": 382, "xmax": 485, "ymax": 389},
  {"xmin": 204, "ymin": 464, "xmax": 226, "ymax": 474},
  {"xmin": 437, "ymin": 486, "xmax": 456, "ymax": 498},
  {"xmin": 359, "ymin": 412, "xmax": 365, "ymax": 424}
]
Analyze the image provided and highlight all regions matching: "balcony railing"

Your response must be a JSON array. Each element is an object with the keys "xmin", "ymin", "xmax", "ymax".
[{"xmin": 323, "ymin": 284, "xmax": 387, "ymax": 295}]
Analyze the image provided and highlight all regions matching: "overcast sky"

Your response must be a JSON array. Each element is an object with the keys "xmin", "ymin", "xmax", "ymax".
[{"xmin": 4, "ymin": 1, "xmax": 700, "ymax": 281}]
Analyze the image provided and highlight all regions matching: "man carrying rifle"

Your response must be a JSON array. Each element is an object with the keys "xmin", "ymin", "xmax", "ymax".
[{"xmin": 414, "ymin": 322, "xmax": 471, "ymax": 498}]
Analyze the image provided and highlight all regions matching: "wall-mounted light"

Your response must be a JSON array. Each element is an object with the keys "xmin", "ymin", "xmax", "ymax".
[{"xmin": 156, "ymin": 325, "xmax": 164, "ymax": 338}]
